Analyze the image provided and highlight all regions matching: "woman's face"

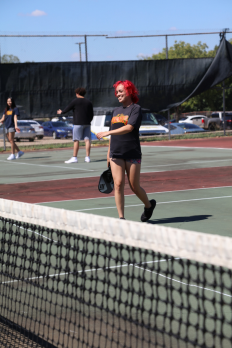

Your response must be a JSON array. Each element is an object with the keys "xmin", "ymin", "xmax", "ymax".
[
  {"xmin": 116, "ymin": 84, "xmax": 131, "ymax": 104},
  {"xmin": 7, "ymin": 98, "xmax": 12, "ymax": 107}
]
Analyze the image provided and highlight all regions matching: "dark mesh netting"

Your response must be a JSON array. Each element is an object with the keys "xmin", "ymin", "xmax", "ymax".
[
  {"xmin": 0, "ymin": 38, "xmax": 232, "ymax": 117},
  {"xmin": 0, "ymin": 216, "xmax": 232, "ymax": 348}
]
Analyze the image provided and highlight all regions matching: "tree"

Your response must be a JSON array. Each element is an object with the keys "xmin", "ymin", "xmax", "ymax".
[
  {"xmin": 1, "ymin": 54, "xmax": 20, "ymax": 63},
  {"xmin": 139, "ymin": 39, "xmax": 232, "ymax": 115},
  {"xmin": 139, "ymin": 40, "xmax": 218, "ymax": 60}
]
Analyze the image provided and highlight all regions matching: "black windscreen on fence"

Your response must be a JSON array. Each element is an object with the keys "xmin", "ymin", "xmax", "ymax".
[{"xmin": 0, "ymin": 37, "xmax": 232, "ymax": 118}]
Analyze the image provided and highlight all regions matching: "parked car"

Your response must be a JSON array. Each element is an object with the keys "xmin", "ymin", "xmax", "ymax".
[
  {"xmin": 179, "ymin": 115, "xmax": 207, "ymax": 128},
  {"xmin": 221, "ymin": 114, "xmax": 232, "ymax": 129},
  {"xmin": 211, "ymin": 111, "xmax": 232, "ymax": 120},
  {"xmin": 91, "ymin": 107, "xmax": 168, "ymax": 139},
  {"xmin": 20, "ymin": 120, "xmax": 44, "ymax": 139},
  {"xmin": 42, "ymin": 121, "xmax": 73, "ymax": 139},
  {"xmin": 179, "ymin": 115, "xmax": 221, "ymax": 131},
  {"xmin": 14, "ymin": 121, "xmax": 36, "ymax": 142},
  {"xmin": 35, "ymin": 120, "xmax": 45, "ymax": 125},
  {"xmin": 164, "ymin": 123, "xmax": 205, "ymax": 134},
  {"xmin": 202, "ymin": 114, "xmax": 222, "ymax": 131},
  {"xmin": 153, "ymin": 114, "xmax": 167, "ymax": 126}
]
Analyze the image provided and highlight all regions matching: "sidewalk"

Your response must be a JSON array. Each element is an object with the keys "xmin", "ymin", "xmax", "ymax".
[{"xmin": 0, "ymin": 137, "xmax": 74, "ymax": 148}]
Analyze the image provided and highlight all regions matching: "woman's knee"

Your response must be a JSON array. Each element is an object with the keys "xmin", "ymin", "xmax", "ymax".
[
  {"xmin": 130, "ymin": 183, "xmax": 141, "ymax": 194},
  {"xmin": 114, "ymin": 180, "xmax": 124, "ymax": 192}
]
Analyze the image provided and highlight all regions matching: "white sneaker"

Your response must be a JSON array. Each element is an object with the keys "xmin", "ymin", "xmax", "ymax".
[
  {"xmin": 16, "ymin": 151, "xmax": 24, "ymax": 159},
  {"xmin": 7, "ymin": 154, "xmax": 16, "ymax": 161},
  {"xmin": 65, "ymin": 157, "xmax": 78, "ymax": 164},
  {"xmin": 85, "ymin": 156, "xmax": 90, "ymax": 163}
]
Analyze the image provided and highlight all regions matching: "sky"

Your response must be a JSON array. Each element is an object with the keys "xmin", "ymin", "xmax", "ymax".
[{"xmin": 1, "ymin": 0, "xmax": 232, "ymax": 62}]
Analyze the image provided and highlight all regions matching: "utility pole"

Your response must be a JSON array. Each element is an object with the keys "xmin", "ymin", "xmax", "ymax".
[
  {"xmin": 165, "ymin": 35, "xmax": 168, "ymax": 59},
  {"xmin": 165, "ymin": 36, "xmax": 171, "ymax": 139},
  {"xmin": 75, "ymin": 42, "xmax": 85, "ymax": 62},
  {"xmin": 84, "ymin": 35, "xmax": 88, "ymax": 62}
]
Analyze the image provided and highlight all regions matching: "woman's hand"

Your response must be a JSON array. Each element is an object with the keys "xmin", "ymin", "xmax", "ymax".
[
  {"xmin": 57, "ymin": 109, "xmax": 62, "ymax": 115},
  {"xmin": 107, "ymin": 155, "xmax": 110, "ymax": 168},
  {"xmin": 15, "ymin": 127, "xmax": 20, "ymax": 133},
  {"xmin": 96, "ymin": 131, "xmax": 109, "ymax": 140}
]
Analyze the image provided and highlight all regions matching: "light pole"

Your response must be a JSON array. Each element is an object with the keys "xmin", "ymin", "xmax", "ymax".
[{"xmin": 75, "ymin": 42, "xmax": 85, "ymax": 62}]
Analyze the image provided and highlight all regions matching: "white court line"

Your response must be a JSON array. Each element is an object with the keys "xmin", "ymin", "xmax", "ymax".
[
  {"xmin": 3, "ymin": 256, "xmax": 231, "ymax": 299},
  {"xmin": 0, "ymin": 159, "xmax": 94, "ymax": 172},
  {"xmin": 134, "ymin": 265, "xmax": 232, "ymax": 298},
  {"xmin": 37, "ymin": 185, "xmax": 232, "ymax": 204},
  {"xmin": 142, "ymin": 145, "xmax": 232, "ymax": 150},
  {"xmin": 2, "ymin": 226, "xmax": 230, "ymax": 298},
  {"xmin": 75, "ymin": 195, "xmax": 232, "ymax": 212},
  {"xmin": 143, "ymin": 159, "xmax": 232, "ymax": 168}
]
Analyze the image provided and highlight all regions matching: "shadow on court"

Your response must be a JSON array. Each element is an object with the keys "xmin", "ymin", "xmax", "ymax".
[{"xmin": 148, "ymin": 214, "xmax": 212, "ymax": 225}]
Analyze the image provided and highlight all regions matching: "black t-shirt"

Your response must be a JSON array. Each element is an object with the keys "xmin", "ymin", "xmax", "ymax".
[
  {"xmin": 110, "ymin": 104, "xmax": 142, "ymax": 159},
  {"xmin": 62, "ymin": 97, "xmax": 93, "ymax": 125}
]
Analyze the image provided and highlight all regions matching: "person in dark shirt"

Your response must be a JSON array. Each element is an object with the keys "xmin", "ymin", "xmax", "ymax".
[
  {"xmin": 0, "ymin": 97, "xmax": 24, "ymax": 160},
  {"xmin": 96, "ymin": 80, "xmax": 156, "ymax": 222},
  {"xmin": 57, "ymin": 87, "xmax": 93, "ymax": 163}
]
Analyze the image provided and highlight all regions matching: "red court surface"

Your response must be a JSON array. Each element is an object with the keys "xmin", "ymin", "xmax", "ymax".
[
  {"xmin": 142, "ymin": 136, "xmax": 232, "ymax": 148},
  {"xmin": 1, "ymin": 166, "xmax": 231, "ymax": 204}
]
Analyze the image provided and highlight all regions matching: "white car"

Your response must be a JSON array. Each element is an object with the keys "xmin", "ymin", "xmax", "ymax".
[
  {"xmin": 179, "ymin": 115, "xmax": 207, "ymax": 129},
  {"xmin": 91, "ymin": 108, "xmax": 168, "ymax": 139},
  {"xmin": 20, "ymin": 120, "xmax": 44, "ymax": 139}
]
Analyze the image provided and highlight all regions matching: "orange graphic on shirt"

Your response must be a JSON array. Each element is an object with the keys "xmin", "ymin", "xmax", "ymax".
[
  {"xmin": 111, "ymin": 114, "xmax": 129, "ymax": 125},
  {"xmin": 6, "ymin": 110, "xmax": 13, "ymax": 116}
]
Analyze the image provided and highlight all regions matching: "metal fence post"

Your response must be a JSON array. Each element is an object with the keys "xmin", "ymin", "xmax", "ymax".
[
  {"xmin": 3, "ymin": 122, "xmax": 6, "ymax": 150},
  {"xmin": 168, "ymin": 109, "xmax": 171, "ymax": 140},
  {"xmin": 223, "ymin": 81, "xmax": 226, "ymax": 136}
]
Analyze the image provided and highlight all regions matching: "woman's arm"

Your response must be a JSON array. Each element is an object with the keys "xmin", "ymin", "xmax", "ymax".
[
  {"xmin": 0, "ymin": 114, "xmax": 5, "ymax": 123},
  {"xmin": 107, "ymin": 138, "xmax": 111, "ymax": 167},
  {"xmin": 96, "ymin": 124, "xmax": 134, "ymax": 140},
  {"xmin": 14, "ymin": 114, "xmax": 20, "ymax": 132}
]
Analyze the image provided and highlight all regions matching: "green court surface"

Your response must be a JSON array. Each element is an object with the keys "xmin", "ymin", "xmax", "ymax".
[
  {"xmin": 39, "ymin": 186, "xmax": 232, "ymax": 237},
  {"xmin": 1, "ymin": 143, "xmax": 232, "ymax": 347},
  {"xmin": 1, "ymin": 144, "xmax": 232, "ymax": 238},
  {"xmin": 0, "ymin": 145, "xmax": 232, "ymax": 184}
]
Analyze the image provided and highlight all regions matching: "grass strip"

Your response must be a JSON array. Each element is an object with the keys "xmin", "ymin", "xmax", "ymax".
[{"xmin": 0, "ymin": 131, "xmax": 232, "ymax": 152}]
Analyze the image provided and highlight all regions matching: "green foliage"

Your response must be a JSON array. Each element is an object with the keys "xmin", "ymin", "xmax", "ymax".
[
  {"xmin": 140, "ymin": 39, "xmax": 232, "ymax": 112},
  {"xmin": 140, "ymin": 40, "xmax": 219, "ymax": 60},
  {"xmin": 1, "ymin": 54, "xmax": 20, "ymax": 63}
]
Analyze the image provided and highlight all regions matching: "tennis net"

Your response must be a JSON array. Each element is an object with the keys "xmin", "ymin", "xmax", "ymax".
[{"xmin": 0, "ymin": 198, "xmax": 232, "ymax": 348}]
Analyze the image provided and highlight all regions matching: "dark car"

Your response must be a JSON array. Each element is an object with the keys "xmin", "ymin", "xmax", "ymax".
[
  {"xmin": 163, "ymin": 123, "xmax": 205, "ymax": 135},
  {"xmin": 153, "ymin": 114, "xmax": 167, "ymax": 126},
  {"xmin": 36, "ymin": 120, "xmax": 45, "ymax": 125},
  {"xmin": 221, "ymin": 113, "xmax": 232, "ymax": 129},
  {"xmin": 42, "ymin": 121, "xmax": 73, "ymax": 139}
]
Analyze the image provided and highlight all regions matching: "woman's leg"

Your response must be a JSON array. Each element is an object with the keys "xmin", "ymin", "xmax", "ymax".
[
  {"xmin": 7, "ymin": 132, "xmax": 20, "ymax": 153},
  {"xmin": 6, "ymin": 132, "xmax": 16, "ymax": 154},
  {"xmin": 125, "ymin": 161, "xmax": 151, "ymax": 208},
  {"xmin": 110, "ymin": 159, "xmax": 126, "ymax": 218}
]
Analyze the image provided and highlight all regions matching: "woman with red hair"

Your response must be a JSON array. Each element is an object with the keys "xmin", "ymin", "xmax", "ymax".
[{"xmin": 97, "ymin": 80, "xmax": 156, "ymax": 221}]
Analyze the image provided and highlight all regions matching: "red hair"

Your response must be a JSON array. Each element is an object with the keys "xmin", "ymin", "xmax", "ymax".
[{"xmin": 113, "ymin": 80, "xmax": 139, "ymax": 103}]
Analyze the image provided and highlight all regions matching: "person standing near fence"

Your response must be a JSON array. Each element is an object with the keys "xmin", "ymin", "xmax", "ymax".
[
  {"xmin": 0, "ymin": 97, "xmax": 24, "ymax": 160},
  {"xmin": 96, "ymin": 80, "xmax": 156, "ymax": 221},
  {"xmin": 57, "ymin": 87, "xmax": 93, "ymax": 163}
]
